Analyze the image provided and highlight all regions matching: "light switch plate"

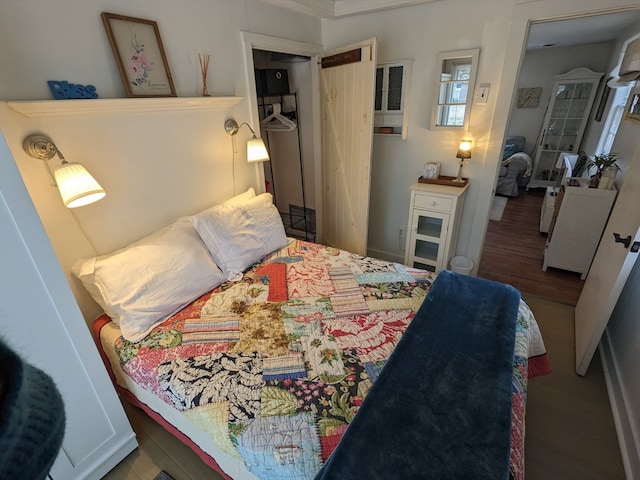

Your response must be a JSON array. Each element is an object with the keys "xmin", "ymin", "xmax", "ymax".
[{"xmin": 475, "ymin": 83, "xmax": 490, "ymax": 104}]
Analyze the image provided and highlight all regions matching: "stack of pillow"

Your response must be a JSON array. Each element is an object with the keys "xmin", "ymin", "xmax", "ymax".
[{"xmin": 73, "ymin": 188, "xmax": 288, "ymax": 342}]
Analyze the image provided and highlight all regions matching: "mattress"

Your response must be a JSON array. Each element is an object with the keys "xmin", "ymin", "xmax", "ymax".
[{"xmin": 95, "ymin": 239, "xmax": 551, "ymax": 480}]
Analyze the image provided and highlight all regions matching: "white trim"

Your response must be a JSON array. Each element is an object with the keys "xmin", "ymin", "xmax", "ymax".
[
  {"xmin": 600, "ymin": 332, "xmax": 640, "ymax": 480},
  {"xmin": 366, "ymin": 247, "xmax": 404, "ymax": 264},
  {"xmin": 4, "ymin": 97, "xmax": 243, "ymax": 118},
  {"xmin": 239, "ymin": 31, "xmax": 324, "ymax": 238}
]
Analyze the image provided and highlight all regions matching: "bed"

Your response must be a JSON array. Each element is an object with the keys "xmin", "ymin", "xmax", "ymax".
[{"xmin": 75, "ymin": 189, "xmax": 551, "ymax": 480}]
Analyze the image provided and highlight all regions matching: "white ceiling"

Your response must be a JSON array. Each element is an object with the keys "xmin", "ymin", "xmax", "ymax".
[{"xmin": 527, "ymin": 10, "xmax": 640, "ymax": 50}]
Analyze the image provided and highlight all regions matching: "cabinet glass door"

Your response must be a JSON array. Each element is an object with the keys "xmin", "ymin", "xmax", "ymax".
[
  {"xmin": 409, "ymin": 210, "xmax": 449, "ymax": 271},
  {"xmin": 386, "ymin": 65, "xmax": 404, "ymax": 111},
  {"xmin": 529, "ymin": 70, "xmax": 601, "ymax": 190},
  {"xmin": 538, "ymin": 82, "xmax": 594, "ymax": 183}
]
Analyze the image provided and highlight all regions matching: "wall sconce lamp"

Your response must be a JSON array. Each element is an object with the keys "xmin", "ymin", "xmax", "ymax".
[
  {"xmin": 454, "ymin": 139, "xmax": 472, "ymax": 183},
  {"xmin": 224, "ymin": 119, "xmax": 270, "ymax": 163},
  {"xmin": 22, "ymin": 134, "xmax": 106, "ymax": 208}
]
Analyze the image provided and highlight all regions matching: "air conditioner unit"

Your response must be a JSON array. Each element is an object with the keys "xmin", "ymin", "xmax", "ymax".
[
  {"xmin": 609, "ymin": 36, "xmax": 640, "ymax": 87},
  {"xmin": 619, "ymin": 37, "xmax": 640, "ymax": 81}
]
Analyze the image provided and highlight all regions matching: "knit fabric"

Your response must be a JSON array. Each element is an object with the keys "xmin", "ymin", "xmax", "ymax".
[{"xmin": 0, "ymin": 341, "xmax": 66, "ymax": 480}]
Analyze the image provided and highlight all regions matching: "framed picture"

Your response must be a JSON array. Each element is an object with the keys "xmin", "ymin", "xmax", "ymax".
[
  {"xmin": 101, "ymin": 12, "xmax": 176, "ymax": 97},
  {"xmin": 422, "ymin": 162, "xmax": 440, "ymax": 179},
  {"xmin": 625, "ymin": 92, "xmax": 640, "ymax": 123},
  {"xmin": 516, "ymin": 87, "xmax": 542, "ymax": 108}
]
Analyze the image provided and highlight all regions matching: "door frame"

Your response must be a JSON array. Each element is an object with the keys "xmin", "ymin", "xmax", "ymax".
[
  {"xmin": 240, "ymin": 32, "xmax": 324, "ymax": 239},
  {"xmin": 476, "ymin": 2, "xmax": 640, "ymax": 270}
]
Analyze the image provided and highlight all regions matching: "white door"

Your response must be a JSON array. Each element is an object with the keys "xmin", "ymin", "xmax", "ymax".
[
  {"xmin": 319, "ymin": 38, "xmax": 377, "ymax": 255},
  {"xmin": 575, "ymin": 148, "xmax": 640, "ymax": 376},
  {"xmin": 0, "ymin": 132, "xmax": 137, "ymax": 478}
]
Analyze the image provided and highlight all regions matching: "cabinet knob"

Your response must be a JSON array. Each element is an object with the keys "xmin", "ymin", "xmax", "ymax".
[{"xmin": 430, "ymin": 201, "xmax": 437, "ymax": 206}]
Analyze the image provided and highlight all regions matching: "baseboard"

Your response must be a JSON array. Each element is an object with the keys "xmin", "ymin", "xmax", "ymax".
[
  {"xmin": 600, "ymin": 332, "xmax": 640, "ymax": 480},
  {"xmin": 366, "ymin": 247, "xmax": 404, "ymax": 264},
  {"xmin": 84, "ymin": 433, "xmax": 138, "ymax": 480}
]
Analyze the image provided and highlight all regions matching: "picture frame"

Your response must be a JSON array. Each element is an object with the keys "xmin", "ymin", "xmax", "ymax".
[
  {"xmin": 516, "ymin": 87, "xmax": 542, "ymax": 108},
  {"xmin": 101, "ymin": 12, "xmax": 176, "ymax": 98},
  {"xmin": 422, "ymin": 162, "xmax": 441, "ymax": 179},
  {"xmin": 625, "ymin": 92, "xmax": 640, "ymax": 124}
]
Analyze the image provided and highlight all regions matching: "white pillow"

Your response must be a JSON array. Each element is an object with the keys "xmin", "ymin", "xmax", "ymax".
[
  {"xmin": 222, "ymin": 187, "xmax": 255, "ymax": 206},
  {"xmin": 190, "ymin": 193, "xmax": 288, "ymax": 281},
  {"xmin": 72, "ymin": 218, "xmax": 225, "ymax": 342}
]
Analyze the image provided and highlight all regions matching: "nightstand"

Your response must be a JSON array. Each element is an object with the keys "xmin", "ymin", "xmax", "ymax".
[{"xmin": 404, "ymin": 182, "xmax": 469, "ymax": 272}]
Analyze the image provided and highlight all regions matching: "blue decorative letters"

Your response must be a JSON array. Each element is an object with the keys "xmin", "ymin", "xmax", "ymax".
[{"xmin": 47, "ymin": 81, "xmax": 99, "ymax": 99}]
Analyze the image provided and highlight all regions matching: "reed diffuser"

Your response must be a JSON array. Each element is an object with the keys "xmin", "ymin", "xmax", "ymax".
[{"xmin": 198, "ymin": 53, "xmax": 211, "ymax": 97}]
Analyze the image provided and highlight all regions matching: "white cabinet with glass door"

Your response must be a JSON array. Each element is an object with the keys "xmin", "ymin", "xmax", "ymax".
[
  {"xmin": 528, "ymin": 68, "xmax": 603, "ymax": 190},
  {"xmin": 404, "ymin": 182, "xmax": 468, "ymax": 272},
  {"xmin": 374, "ymin": 61, "xmax": 412, "ymax": 138}
]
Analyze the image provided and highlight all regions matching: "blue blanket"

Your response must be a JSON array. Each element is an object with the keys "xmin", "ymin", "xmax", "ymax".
[{"xmin": 314, "ymin": 270, "xmax": 519, "ymax": 480}]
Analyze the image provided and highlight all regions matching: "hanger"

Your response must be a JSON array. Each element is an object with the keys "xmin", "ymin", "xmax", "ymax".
[{"xmin": 261, "ymin": 103, "xmax": 297, "ymax": 131}]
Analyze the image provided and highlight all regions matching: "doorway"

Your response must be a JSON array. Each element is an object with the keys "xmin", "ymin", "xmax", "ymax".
[
  {"xmin": 240, "ymin": 32, "xmax": 323, "ymax": 240},
  {"xmin": 252, "ymin": 49, "xmax": 316, "ymax": 241},
  {"xmin": 478, "ymin": 9, "xmax": 640, "ymax": 300}
]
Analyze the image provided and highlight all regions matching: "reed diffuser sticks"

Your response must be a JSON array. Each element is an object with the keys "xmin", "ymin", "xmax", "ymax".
[{"xmin": 198, "ymin": 53, "xmax": 211, "ymax": 96}]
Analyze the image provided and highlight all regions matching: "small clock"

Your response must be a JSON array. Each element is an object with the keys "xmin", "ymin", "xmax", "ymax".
[{"xmin": 517, "ymin": 87, "xmax": 542, "ymax": 108}]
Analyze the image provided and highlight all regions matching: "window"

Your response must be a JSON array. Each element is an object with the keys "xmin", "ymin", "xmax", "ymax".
[
  {"xmin": 596, "ymin": 85, "xmax": 631, "ymax": 154},
  {"xmin": 431, "ymin": 48, "xmax": 480, "ymax": 130}
]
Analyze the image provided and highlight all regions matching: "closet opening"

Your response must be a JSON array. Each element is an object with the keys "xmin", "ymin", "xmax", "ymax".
[{"xmin": 252, "ymin": 49, "xmax": 316, "ymax": 242}]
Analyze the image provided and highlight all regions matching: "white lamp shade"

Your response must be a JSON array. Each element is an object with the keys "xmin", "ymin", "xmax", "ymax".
[
  {"xmin": 53, "ymin": 162, "xmax": 106, "ymax": 208},
  {"xmin": 247, "ymin": 137, "xmax": 270, "ymax": 163}
]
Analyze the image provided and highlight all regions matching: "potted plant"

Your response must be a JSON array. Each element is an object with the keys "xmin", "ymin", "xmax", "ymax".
[{"xmin": 586, "ymin": 152, "xmax": 620, "ymax": 188}]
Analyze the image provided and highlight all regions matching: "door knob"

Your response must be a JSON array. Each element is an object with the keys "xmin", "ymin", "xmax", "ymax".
[{"xmin": 613, "ymin": 233, "xmax": 632, "ymax": 249}]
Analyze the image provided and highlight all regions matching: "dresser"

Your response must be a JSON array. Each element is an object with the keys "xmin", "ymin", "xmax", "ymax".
[
  {"xmin": 404, "ymin": 182, "xmax": 468, "ymax": 272},
  {"xmin": 543, "ymin": 183, "xmax": 617, "ymax": 279}
]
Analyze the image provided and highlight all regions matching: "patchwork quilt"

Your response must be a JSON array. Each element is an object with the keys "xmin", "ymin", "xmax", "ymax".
[{"xmin": 97, "ymin": 239, "xmax": 551, "ymax": 480}]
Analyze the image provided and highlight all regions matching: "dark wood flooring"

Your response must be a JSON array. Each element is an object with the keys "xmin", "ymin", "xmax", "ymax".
[{"xmin": 478, "ymin": 188, "xmax": 584, "ymax": 306}]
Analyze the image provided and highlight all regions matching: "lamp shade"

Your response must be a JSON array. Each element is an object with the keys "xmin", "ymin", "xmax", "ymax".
[
  {"xmin": 456, "ymin": 140, "xmax": 472, "ymax": 159},
  {"xmin": 53, "ymin": 162, "xmax": 106, "ymax": 208},
  {"xmin": 247, "ymin": 137, "xmax": 270, "ymax": 162}
]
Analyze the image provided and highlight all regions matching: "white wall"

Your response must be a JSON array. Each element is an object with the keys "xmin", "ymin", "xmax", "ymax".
[
  {"xmin": 508, "ymin": 43, "xmax": 613, "ymax": 156},
  {"xmin": 606, "ymin": 247, "xmax": 640, "ymax": 478},
  {"xmin": 0, "ymin": 0, "xmax": 322, "ymax": 323},
  {"xmin": 322, "ymin": 0, "xmax": 640, "ymax": 268}
]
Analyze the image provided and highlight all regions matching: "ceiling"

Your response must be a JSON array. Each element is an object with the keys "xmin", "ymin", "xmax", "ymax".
[
  {"xmin": 259, "ymin": 0, "xmax": 437, "ymax": 18},
  {"xmin": 527, "ymin": 9, "xmax": 640, "ymax": 50}
]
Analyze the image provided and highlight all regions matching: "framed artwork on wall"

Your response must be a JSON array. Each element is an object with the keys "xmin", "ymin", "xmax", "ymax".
[
  {"xmin": 625, "ymin": 92, "xmax": 640, "ymax": 123},
  {"xmin": 516, "ymin": 87, "xmax": 542, "ymax": 108},
  {"xmin": 101, "ymin": 12, "xmax": 176, "ymax": 97}
]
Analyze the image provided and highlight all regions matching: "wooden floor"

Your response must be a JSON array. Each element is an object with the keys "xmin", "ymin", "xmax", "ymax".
[
  {"xmin": 522, "ymin": 294, "xmax": 624, "ymax": 480},
  {"xmin": 478, "ymin": 188, "xmax": 584, "ymax": 306},
  {"xmin": 102, "ymin": 193, "xmax": 625, "ymax": 479}
]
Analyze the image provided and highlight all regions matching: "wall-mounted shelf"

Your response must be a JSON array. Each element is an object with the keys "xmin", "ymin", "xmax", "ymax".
[
  {"xmin": 374, "ymin": 60, "xmax": 412, "ymax": 139},
  {"xmin": 4, "ymin": 96, "xmax": 244, "ymax": 118}
]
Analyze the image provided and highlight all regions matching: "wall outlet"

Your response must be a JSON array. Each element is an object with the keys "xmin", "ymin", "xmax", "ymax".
[{"xmin": 398, "ymin": 226, "xmax": 406, "ymax": 251}]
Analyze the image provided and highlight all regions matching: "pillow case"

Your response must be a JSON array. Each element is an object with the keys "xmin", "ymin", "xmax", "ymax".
[
  {"xmin": 72, "ymin": 218, "xmax": 225, "ymax": 342},
  {"xmin": 502, "ymin": 143, "xmax": 520, "ymax": 161},
  {"xmin": 223, "ymin": 187, "xmax": 255, "ymax": 206},
  {"xmin": 190, "ymin": 193, "xmax": 288, "ymax": 281}
]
